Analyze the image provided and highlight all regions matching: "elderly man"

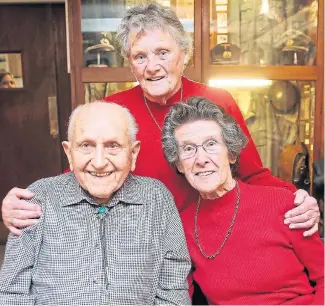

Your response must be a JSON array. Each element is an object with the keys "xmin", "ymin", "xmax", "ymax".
[{"xmin": 0, "ymin": 102, "xmax": 191, "ymax": 305}]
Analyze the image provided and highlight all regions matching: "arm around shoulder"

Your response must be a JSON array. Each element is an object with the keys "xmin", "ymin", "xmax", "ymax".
[{"xmin": 2, "ymin": 186, "xmax": 40, "ymax": 235}]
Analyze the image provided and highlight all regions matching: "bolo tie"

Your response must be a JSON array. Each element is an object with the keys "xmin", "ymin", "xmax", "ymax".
[{"xmin": 96, "ymin": 205, "xmax": 108, "ymax": 219}]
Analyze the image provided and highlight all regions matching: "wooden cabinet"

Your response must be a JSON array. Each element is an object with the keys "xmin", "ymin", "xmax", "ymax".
[{"xmin": 67, "ymin": 0, "xmax": 324, "ymax": 188}]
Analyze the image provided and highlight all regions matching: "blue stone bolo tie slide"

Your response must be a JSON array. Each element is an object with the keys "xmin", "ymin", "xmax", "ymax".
[{"xmin": 96, "ymin": 205, "xmax": 108, "ymax": 216}]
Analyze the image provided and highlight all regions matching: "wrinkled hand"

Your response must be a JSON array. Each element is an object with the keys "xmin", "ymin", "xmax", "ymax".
[
  {"xmin": 2, "ymin": 187, "xmax": 41, "ymax": 235},
  {"xmin": 284, "ymin": 189, "xmax": 320, "ymax": 237}
]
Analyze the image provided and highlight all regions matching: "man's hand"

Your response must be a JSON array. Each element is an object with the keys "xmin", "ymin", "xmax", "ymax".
[
  {"xmin": 2, "ymin": 187, "xmax": 41, "ymax": 235},
  {"xmin": 284, "ymin": 189, "xmax": 320, "ymax": 237}
]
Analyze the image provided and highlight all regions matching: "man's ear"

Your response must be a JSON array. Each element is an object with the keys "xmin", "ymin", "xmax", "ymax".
[
  {"xmin": 130, "ymin": 141, "xmax": 141, "ymax": 172},
  {"xmin": 62, "ymin": 141, "xmax": 73, "ymax": 171}
]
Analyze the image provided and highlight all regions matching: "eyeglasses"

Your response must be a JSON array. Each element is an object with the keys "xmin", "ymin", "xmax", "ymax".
[
  {"xmin": 179, "ymin": 139, "xmax": 222, "ymax": 160},
  {"xmin": 75, "ymin": 142, "xmax": 123, "ymax": 156}
]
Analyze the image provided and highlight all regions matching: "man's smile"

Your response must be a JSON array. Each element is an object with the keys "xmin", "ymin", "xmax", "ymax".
[{"xmin": 88, "ymin": 171, "xmax": 113, "ymax": 177}]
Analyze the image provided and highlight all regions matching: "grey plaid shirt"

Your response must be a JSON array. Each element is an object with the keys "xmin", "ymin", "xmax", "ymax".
[{"xmin": 0, "ymin": 173, "xmax": 191, "ymax": 305}]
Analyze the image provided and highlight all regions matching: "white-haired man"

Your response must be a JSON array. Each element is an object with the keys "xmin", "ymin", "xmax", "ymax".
[{"xmin": 0, "ymin": 102, "xmax": 191, "ymax": 305}]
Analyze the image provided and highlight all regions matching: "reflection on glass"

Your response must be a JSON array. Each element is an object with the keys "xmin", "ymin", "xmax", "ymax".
[
  {"xmin": 84, "ymin": 82, "xmax": 138, "ymax": 103},
  {"xmin": 81, "ymin": 0, "xmax": 194, "ymax": 68},
  {"xmin": 209, "ymin": 79, "xmax": 315, "ymax": 177},
  {"xmin": 0, "ymin": 53, "xmax": 23, "ymax": 88},
  {"xmin": 210, "ymin": 0, "xmax": 318, "ymax": 66}
]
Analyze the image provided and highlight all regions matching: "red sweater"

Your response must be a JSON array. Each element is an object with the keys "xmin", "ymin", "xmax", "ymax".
[
  {"xmin": 181, "ymin": 181, "xmax": 324, "ymax": 305},
  {"xmin": 104, "ymin": 77, "xmax": 296, "ymax": 211}
]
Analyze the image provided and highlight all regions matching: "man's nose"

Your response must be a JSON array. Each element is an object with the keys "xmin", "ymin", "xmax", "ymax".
[{"xmin": 92, "ymin": 145, "xmax": 108, "ymax": 168}]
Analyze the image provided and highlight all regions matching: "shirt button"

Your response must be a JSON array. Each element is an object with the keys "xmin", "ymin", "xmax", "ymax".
[{"xmin": 93, "ymin": 279, "xmax": 98, "ymax": 284}]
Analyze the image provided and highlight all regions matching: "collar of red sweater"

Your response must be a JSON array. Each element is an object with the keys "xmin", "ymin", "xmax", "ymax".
[{"xmin": 199, "ymin": 180, "xmax": 241, "ymax": 210}]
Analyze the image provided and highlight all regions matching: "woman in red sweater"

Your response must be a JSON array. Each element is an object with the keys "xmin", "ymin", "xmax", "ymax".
[{"xmin": 162, "ymin": 96, "xmax": 324, "ymax": 305}]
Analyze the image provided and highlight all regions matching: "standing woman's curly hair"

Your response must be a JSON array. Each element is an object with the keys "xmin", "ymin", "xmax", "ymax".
[{"xmin": 115, "ymin": 2, "xmax": 193, "ymax": 62}]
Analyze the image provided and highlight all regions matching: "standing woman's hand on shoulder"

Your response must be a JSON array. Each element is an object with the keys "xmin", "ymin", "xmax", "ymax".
[
  {"xmin": 2, "ymin": 187, "xmax": 41, "ymax": 235},
  {"xmin": 284, "ymin": 189, "xmax": 320, "ymax": 237}
]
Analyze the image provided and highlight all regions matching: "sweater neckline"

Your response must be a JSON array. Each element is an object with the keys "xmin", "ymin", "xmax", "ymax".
[{"xmin": 200, "ymin": 180, "xmax": 241, "ymax": 210}]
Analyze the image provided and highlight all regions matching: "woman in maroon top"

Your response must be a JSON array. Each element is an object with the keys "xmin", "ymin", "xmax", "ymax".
[
  {"xmin": 162, "ymin": 96, "xmax": 324, "ymax": 305},
  {"xmin": 2, "ymin": 3, "xmax": 319, "ymax": 242}
]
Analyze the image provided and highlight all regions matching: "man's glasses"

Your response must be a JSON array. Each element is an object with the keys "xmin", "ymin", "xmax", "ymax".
[{"xmin": 179, "ymin": 139, "xmax": 222, "ymax": 159}]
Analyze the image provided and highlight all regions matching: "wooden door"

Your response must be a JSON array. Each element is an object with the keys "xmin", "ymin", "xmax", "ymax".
[{"xmin": 0, "ymin": 4, "xmax": 71, "ymax": 216}]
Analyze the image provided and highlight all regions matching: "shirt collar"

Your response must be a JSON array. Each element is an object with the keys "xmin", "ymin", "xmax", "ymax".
[{"xmin": 61, "ymin": 172, "xmax": 144, "ymax": 207}]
